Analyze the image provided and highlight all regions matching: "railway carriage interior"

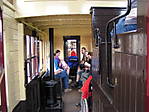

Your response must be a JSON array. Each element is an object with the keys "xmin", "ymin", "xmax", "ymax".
[{"xmin": 0, "ymin": 0, "xmax": 149, "ymax": 112}]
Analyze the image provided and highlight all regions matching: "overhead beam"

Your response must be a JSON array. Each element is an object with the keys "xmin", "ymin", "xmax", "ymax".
[
  {"xmin": 16, "ymin": 14, "xmax": 92, "ymax": 31},
  {"xmin": 31, "ymin": 20, "xmax": 91, "ymax": 27},
  {"xmin": 23, "ymin": 14, "xmax": 91, "ymax": 23},
  {"xmin": 17, "ymin": 19, "xmax": 47, "ymax": 35},
  {"xmin": 26, "ymin": 18, "xmax": 91, "ymax": 23},
  {"xmin": 40, "ymin": 24, "xmax": 91, "ymax": 30}
]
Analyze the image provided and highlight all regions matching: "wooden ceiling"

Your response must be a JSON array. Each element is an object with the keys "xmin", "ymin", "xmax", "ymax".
[
  {"xmin": 17, "ymin": 14, "xmax": 91, "ymax": 31},
  {"xmin": 17, "ymin": 0, "xmax": 125, "ymax": 31}
]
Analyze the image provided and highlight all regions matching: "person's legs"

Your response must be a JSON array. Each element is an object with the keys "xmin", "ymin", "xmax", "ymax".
[
  {"xmin": 66, "ymin": 67, "xmax": 70, "ymax": 76},
  {"xmin": 55, "ymin": 70, "xmax": 69, "ymax": 89},
  {"xmin": 76, "ymin": 70, "xmax": 84, "ymax": 82},
  {"xmin": 76, "ymin": 74, "xmax": 80, "ymax": 82},
  {"xmin": 75, "ymin": 70, "xmax": 84, "ymax": 89},
  {"xmin": 80, "ymin": 72, "xmax": 90, "ymax": 84}
]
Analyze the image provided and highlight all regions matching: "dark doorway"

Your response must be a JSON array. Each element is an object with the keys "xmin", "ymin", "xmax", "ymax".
[{"xmin": 63, "ymin": 36, "xmax": 80, "ymax": 61}]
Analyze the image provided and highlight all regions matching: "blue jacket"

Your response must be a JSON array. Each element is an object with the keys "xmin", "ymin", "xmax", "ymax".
[{"xmin": 67, "ymin": 56, "xmax": 79, "ymax": 68}]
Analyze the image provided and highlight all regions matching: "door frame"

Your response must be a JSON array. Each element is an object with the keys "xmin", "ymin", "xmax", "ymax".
[
  {"xmin": 63, "ymin": 36, "xmax": 80, "ymax": 61},
  {"xmin": 0, "ymin": 7, "xmax": 7, "ymax": 112}
]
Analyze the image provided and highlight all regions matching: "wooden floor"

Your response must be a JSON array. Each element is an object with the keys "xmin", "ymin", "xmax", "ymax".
[
  {"xmin": 63, "ymin": 89, "xmax": 81, "ymax": 112},
  {"xmin": 12, "ymin": 87, "xmax": 81, "ymax": 112}
]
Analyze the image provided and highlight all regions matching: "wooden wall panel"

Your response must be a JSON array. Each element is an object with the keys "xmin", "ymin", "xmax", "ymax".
[
  {"xmin": 92, "ymin": 7, "xmax": 146, "ymax": 112},
  {"xmin": 112, "ymin": 35, "xmax": 146, "ymax": 112},
  {"xmin": 3, "ymin": 2, "xmax": 26, "ymax": 112}
]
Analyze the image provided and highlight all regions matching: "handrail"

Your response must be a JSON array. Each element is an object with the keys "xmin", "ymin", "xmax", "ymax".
[
  {"xmin": 105, "ymin": 0, "xmax": 132, "ymax": 88},
  {"xmin": 95, "ymin": 28, "xmax": 102, "ymax": 46}
]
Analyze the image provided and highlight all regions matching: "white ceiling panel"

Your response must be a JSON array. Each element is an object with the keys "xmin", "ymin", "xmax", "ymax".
[
  {"xmin": 16, "ymin": 0, "xmax": 126, "ymax": 17},
  {"xmin": 24, "ymin": 0, "xmax": 77, "ymax": 2},
  {"xmin": 24, "ymin": 0, "xmax": 125, "ymax": 2}
]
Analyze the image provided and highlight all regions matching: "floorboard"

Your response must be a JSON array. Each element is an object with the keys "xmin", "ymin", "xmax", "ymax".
[{"xmin": 63, "ymin": 89, "xmax": 81, "ymax": 112}]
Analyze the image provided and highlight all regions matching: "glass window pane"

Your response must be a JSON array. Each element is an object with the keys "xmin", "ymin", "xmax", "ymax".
[
  {"xmin": 0, "ymin": 16, "xmax": 3, "ymax": 69},
  {"xmin": 31, "ymin": 58, "xmax": 35, "ymax": 76},
  {"xmin": 31, "ymin": 37, "xmax": 35, "ymax": 57},
  {"xmin": 26, "ymin": 35, "xmax": 30, "ymax": 58},
  {"xmin": 39, "ymin": 41, "xmax": 43, "ymax": 70},
  {"xmin": 35, "ymin": 57, "xmax": 38, "ymax": 75},
  {"xmin": 27, "ymin": 62, "xmax": 31, "ymax": 83},
  {"xmin": 34, "ymin": 38, "xmax": 38, "ymax": 56},
  {"xmin": 25, "ymin": 36, "xmax": 41, "ymax": 83}
]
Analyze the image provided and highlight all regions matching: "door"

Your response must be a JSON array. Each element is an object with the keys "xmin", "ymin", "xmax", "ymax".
[
  {"xmin": 63, "ymin": 36, "xmax": 80, "ymax": 61},
  {"xmin": 0, "ymin": 7, "xmax": 7, "ymax": 112}
]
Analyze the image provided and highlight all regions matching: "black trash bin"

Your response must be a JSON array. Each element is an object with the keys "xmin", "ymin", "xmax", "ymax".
[
  {"xmin": 45, "ymin": 80, "xmax": 58, "ymax": 107},
  {"xmin": 43, "ymin": 80, "xmax": 64, "ymax": 112}
]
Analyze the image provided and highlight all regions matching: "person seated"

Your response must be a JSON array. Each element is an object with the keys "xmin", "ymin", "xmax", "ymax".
[
  {"xmin": 75, "ymin": 52, "xmax": 92, "ymax": 88},
  {"xmin": 55, "ymin": 49, "xmax": 70, "ymax": 75},
  {"xmin": 67, "ymin": 51, "xmax": 79, "ymax": 69},
  {"xmin": 54, "ymin": 53, "xmax": 72, "ymax": 92},
  {"xmin": 80, "ymin": 62, "xmax": 91, "ymax": 84},
  {"xmin": 86, "ymin": 52, "xmax": 92, "ymax": 65},
  {"xmin": 61, "ymin": 59, "xmax": 70, "ymax": 75},
  {"xmin": 67, "ymin": 51, "xmax": 79, "ymax": 79},
  {"xmin": 80, "ymin": 52, "xmax": 92, "ymax": 85},
  {"xmin": 55, "ymin": 50, "xmax": 61, "ymax": 67},
  {"xmin": 75, "ymin": 47, "xmax": 88, "ymax": 85},
  {"xmin": 79, "ymin": 47, "xmax": 88, "ymax": 70}
]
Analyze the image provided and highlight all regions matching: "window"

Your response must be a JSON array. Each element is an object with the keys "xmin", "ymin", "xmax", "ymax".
[
  {"xmin": 67, "ymin": 40, "xmax": 77, "ymax": 56},
  {"xmin": 39, "ymin": 40, "xmax": 43, "ymax": 70},
  {"xmin": 25, "ymin": 35, "xmax": 41, "ymax": 84}
]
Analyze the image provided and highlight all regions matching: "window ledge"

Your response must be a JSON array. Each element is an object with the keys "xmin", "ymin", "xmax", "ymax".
[{"xmin": 117, "ymin": 30, "xmax": 140, "ymax": 37}]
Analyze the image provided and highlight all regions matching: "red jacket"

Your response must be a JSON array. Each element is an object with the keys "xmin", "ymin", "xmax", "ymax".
[{"xmin": 81, "ymin": 75, "xmax": 92, "ymax": 99}]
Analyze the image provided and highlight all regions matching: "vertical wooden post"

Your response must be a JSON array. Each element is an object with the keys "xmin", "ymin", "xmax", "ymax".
[{"xmin": 49, "ymin": 28, "xmax": 54, "ymax": 80}]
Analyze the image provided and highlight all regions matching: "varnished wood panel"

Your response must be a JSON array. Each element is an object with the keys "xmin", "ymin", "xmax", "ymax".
[{"xmin": 91, "ymin": 5, "xmax": 146, "ymax": 112}]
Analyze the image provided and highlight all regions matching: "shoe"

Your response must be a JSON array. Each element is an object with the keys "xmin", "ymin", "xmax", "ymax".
[
  {"xmin": 77, "ymin": 85, "xmax": 82, "ymax": 89},
  {"xmin": 74, "ymin": 82, "xmax": 79, "ymax": 87},
  {"xmin": 75, "ymin": 102, "xmax": 81, "ymax": 107},
  {"xmin": 64, "ymin": 88, "xmax": 72, "ymax": 93},
  {"xmin": 69, "ymin": 79, "xmax": 72, "ymax": 84},
  {"xmin": 78, "ymin": 89, "xmax": 81, "ymax": 93}
]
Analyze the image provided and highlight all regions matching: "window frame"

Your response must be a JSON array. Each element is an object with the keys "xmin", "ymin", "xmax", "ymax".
[{"xmin": 24, "ymin": 35, "xmax": 41, "ymax": 84}]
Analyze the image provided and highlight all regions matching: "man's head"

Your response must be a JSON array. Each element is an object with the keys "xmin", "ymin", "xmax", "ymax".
[
  {"xmin": 55, "ymin": 50, "xmax": 61, "ymax": 57},
  {"xmin": 54, "ymin": 53, "xmax": 56, "ymax": 58},
  {"xmin": 81, "ymin": 47, "xmax": 86, "ymax": 54},
  {"xmin": 71, "ymin": 51, "xmax": 77, "ymax": 56},
  {"xmin": 87, "ymin": 52, "xmax": 92, "ymax": 59}
]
